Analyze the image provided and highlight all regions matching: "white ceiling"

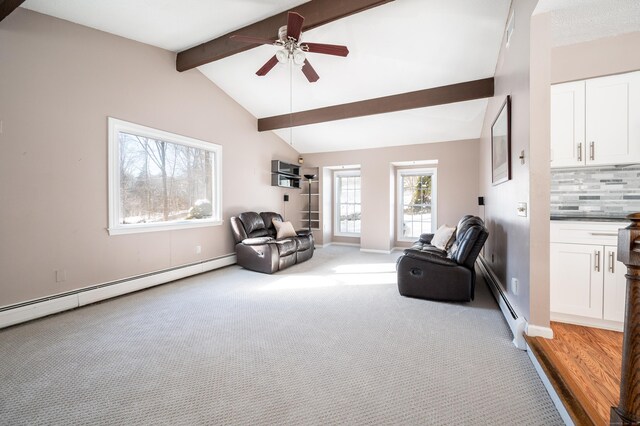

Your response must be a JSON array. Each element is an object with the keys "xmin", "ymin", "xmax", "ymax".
[
  {"xmin": 20, "ymin": 1, "xmax": 640, "ymax": 153},
  {"xmin": 274, "ymin": 99, "xmax": 488, "ymax": 153},
  {"xmin": 21, "ymin": 0, "xmax": 511, "ymax": 153},
  {"xmin": 17, "ymin": 0, "xmax": 511, "ymax": 153},
  {"xmin": 535, "ymin": 0, "xmax": 640, "ymax": 47},
  {"xmin": 20, "ymin": 0, "xmax": 307, "ymax": 51}
]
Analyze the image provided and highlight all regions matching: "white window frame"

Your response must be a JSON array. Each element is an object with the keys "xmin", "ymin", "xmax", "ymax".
[
  {"xmin": 108, "ymin": 117, "xmax": 223, "ymax": 235},
  {"xmin": 397, "ymin": 168, "xmax": 437, "ymax": 242},
  {"xmin": 334, "ymin": 170, "xmax": 361, "ymax": 237}
]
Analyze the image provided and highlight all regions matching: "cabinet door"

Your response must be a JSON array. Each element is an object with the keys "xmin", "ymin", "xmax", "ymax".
[
  {"xmin": 550, "ymin": 243, "xmax": 603, "ymax": 318},
  {"xmin": 603, "ymin": 245, "xmax": 628, "ymax": 322},
  {"xmin": 551, "ymin": 81, "xmax": 586, "ymax": 168},
  {"xmin": 586, "ymin": 71, "xmax": 640, "ymax": 165}
]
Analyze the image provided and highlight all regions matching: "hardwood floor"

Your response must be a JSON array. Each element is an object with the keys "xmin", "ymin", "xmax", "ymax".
[{"xmin": 527, "ymin": 322, "xmax": 623, "ymax": 426}]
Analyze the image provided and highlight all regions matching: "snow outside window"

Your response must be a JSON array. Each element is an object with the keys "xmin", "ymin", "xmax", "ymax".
[
  {"xmin": 397, "ymin": 168, "xmax": 437, "ymax": 241},
  {"xmin": 334, "ymin": 171, "xmax": 361, "ymax": 236}
]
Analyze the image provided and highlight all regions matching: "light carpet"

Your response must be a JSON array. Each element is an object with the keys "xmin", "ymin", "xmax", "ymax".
[{"xmin": 0, "ymin": 246, "xmax": 562, "ymax": 425}]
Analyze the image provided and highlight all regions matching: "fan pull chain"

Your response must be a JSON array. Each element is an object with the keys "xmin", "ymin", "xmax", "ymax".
[{"xmin": 289, "ymin": 59, "xmax": 293, "ymax": 146}]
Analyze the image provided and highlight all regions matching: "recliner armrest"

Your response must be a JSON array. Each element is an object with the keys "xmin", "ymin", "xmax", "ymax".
[
  {"xmin": 296, "ymin": 229, "xmax": 313, "ymax": 237},
  {"xmin": 403, "ymin": 251, "xmax": 458, "ymax": 267},
  {"xmin": 241, "ymin": 237, "xmax": 274, "ymax": 245},
  {"xmin": 235, "ymin": 240, "xmax": 279, "ymax": 274}
]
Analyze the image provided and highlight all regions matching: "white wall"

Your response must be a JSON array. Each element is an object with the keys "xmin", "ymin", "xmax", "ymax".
[
  {"xmin": 551, "ymin": 31, "xmax": 640, "ymax": 84},
  {"xmin": 305, "ymin": 139, "xmax": 480, "ymax": 250},
  {"xmin": 0, "ymin": 9, "xmax": 301, "ymax": 307},
  {"xmin": 478, "ymin": 0, "xmax": 540, "ymax": 322}
]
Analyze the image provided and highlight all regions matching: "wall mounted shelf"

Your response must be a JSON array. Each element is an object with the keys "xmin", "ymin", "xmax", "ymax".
[{"xmin": 271, "ymin": 160, "xmax": 301, "ymax": 188}]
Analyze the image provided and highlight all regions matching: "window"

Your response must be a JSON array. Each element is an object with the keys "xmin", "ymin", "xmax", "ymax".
[
  {"xmin": 108, "ymin": 118, "xmax": 222, "ymax": 235},
  {"xmin": 334, "ymin": 171, "xmax": 361, "ymax": 236},
  {"xmin": 397, "ymin": 168, "xmax": 437, "ymax": 241}
]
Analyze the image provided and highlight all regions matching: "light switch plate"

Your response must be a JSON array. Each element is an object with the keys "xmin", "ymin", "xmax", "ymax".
[{"xmin": 517, "ymin": 202, "xmax": 527, "ymax": 217}]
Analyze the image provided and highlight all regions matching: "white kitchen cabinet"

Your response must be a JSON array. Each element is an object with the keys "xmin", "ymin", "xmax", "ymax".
[
  {"xmin": 550, "ymin": 243, "xmax": 603, "ymax": 318},
  {"xmin": 586, "ymin": 72, "xmax": 640, "ymax": 166},
  {"xmin": 550, "ymin": 70, "xmax": 640, "ymax": 168},
  {"xmin": 550, "ymin": 81, "xmax": 585, "ymax": 168},
  {"xmin": 550, "ymin": 221, "xmax": 628, "ymax": 330},
  {"xmin": 603, "ymin": 245, "xmax": 627, "ymax": 322}
]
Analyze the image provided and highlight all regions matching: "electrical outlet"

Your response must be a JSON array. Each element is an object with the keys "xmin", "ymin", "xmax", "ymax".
[
  {"xmin": 511, "ymin": 278, "xmax": 519, "ymax": 295},
  {"xmin": 56, "ymin": 269, "xmax": 66, "ymax": 283},
  {"xmin": 195, "ymin": 245, "xmax": 201, "ymax": 254}
]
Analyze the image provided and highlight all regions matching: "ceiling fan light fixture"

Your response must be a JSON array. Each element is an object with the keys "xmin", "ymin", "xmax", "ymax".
[
  {"xmin": 232, "ymin": 11, "xmax": 348, "ymax": 83},
  {"xmin": 276, "ymin": 49, "xmax": 289, "ymax": 64},
  {"xmin": 278, "ymin": 26, "xmax": 288, "ymax": 42},
  {"xmin": 293, "ymin": 50, "xmax": 306, "ymax": 66}
]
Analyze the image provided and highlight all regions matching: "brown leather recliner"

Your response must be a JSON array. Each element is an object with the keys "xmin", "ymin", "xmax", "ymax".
[
  {"xmin": 230, "ymin": 212, "xmax": 314, "ymax": 274},
  {"xmin": 396, "ymin": 215, "xmax": 488, "ymax": 302}
]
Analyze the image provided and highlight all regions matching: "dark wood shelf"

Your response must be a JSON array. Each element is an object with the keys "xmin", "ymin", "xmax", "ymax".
[{"xmin": 271, "ymin": 160, "xmax": 301, "ymax": 189}]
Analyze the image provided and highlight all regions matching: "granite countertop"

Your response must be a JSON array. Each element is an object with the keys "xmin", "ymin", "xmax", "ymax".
[{"xmin": 550, "ymin": 216, "xmax": 628, "ymax": 222}]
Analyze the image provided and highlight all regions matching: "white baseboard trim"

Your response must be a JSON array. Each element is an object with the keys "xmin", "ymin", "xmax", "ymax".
[
  {"xmin": 360, "ymin": 248, "xmax": 392, "ymax": 254},
  {"xmin": 0, "ymin": 295, "xmax": 78, "ymax": 331},
  {"xmin": 326, "ymin": 242, "xmax": 360, "ymax": 248},
  {"xmin": 526, "ymin": 324, "xmax": 554, "ymax": 339},
  {"xmin": 551, "ymin": 312, "xmax": 623, "ymax": 332},
  {"xmin": 526, "ymin": 342, "xmax": 574, "ymax": 426},
  {"xmin": 0, "ymin": 254, "xmax": 236, "ymax": 329},
  {"xmin": 477, "ymin": 256, "xmax": 527, "ymax": 350},
  {"xmin": 201, "ymin": 255, "xmax": 238, "ymax": 272}
]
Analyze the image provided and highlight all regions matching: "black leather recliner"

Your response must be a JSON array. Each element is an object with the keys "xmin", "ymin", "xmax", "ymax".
[
  {"xmin": 230, "ymin": 212, "xmax": 314, "ymax": 274},
  {"xmin": 396, "ymin": 215, "xmax": 488, "ymax": 302}
]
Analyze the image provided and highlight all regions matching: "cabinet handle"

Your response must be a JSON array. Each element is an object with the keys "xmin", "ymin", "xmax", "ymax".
[
  {"xmin": 589, "ymin": 232, "xmax": 618, "ymax": 236},
  {"xmin": 590, "ymin": 141, "xmax": 595, "ymax": 161},
  {"xmin": 577, "ymin": 143, "xmax": 582, "ymax": 162},
  {"xmin": 609, "ymin": 251, "xmax": 615, "ymax": 273},
  {"xmin": 595, "ymin": 250, "xmax": 600, "ymax": 272}
]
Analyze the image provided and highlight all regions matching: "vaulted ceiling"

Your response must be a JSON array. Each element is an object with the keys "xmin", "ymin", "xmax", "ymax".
[
  {"xmin": 18, "ymin": 0, "xmax": 512, "ymax": 153},
  {"xmin": 13, "ymin": 0, "xmax": 510, "ymax": 153}
]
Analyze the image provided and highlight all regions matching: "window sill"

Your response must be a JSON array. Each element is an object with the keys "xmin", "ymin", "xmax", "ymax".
[{"xmin": 108, "ymin": 219, "xmax": 223, "ymax": 236}]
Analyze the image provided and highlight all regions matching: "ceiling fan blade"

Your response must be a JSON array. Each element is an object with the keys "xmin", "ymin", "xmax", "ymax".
[
  {"xmin": 256, "ymin": 55, "xmax": 279, "ymax": 76},
  {"xmin": 301, "ymin": 59, "xmax": 319, "ymax": 83},
  {"xmin": 230, "ymin": 35, "xmax": 275, "ymax": 45},
  {"xmin": 286, "ymin": 12, "xmax": 304, "ymax": 41},
  {"xmin": 302, "ymin": 42, "xmax": 349, "ymax": 57}
]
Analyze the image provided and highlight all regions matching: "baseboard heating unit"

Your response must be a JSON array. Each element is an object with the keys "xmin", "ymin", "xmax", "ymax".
[
  {"xmin": 0, "ymin": 254, "xmax": 236, "ymax": 329},
  {"xmin": 477, "ymin": 255, "xmax": 527, "ymax": 350}
]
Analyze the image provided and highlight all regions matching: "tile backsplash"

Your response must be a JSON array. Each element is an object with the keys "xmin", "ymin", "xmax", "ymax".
[{"xmin": 550, "ymin": 165, "xmax": 640, "ymax": 218}]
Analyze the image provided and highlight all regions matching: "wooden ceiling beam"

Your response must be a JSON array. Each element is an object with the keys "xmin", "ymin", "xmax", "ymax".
[
  {"xmin": 0, "ymin": 0, "xmax": 26, "ymax": 23},
  {"xmin": 176, "ymin": 0, "xmax": 395, "ymax": 72},
  {"xmin": 257, "ymin": 77, "xmax": 495, "ymax": 131}
]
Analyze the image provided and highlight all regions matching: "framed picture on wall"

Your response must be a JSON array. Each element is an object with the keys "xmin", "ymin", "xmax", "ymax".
[{"xmin": 491, "ymin": 95, "xmax": 511, "ymax": 185}]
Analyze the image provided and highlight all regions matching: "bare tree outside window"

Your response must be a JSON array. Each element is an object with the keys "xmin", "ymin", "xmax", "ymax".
[
  {"xmin": 108, "ymin": 118, "xmax": 222, "ymax": 235},
  {"xmin": 399, "ymin": 170, "xmax": 437, "ymax": 239},
  {"xmin": 119, "ymin": 132, "xmax": 214, "ymax": 224}
]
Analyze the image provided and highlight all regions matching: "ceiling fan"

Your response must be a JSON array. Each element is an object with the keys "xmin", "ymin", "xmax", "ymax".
[{"xmin": 230, "ymin": 11, "xmax": 349, "ymax": 83}]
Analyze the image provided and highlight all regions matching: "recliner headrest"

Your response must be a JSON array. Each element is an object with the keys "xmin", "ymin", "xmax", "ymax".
[
  {"xmin": 238, "ymin": 212, "xmax": 266, "ymax": 235},
  {"xmin": 456, "ymin": 216, "xmax": 485, "ymax": 240},
  {"xmin": 260, "ymin": 212, "xmax": 284, "ymax": 229}
]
